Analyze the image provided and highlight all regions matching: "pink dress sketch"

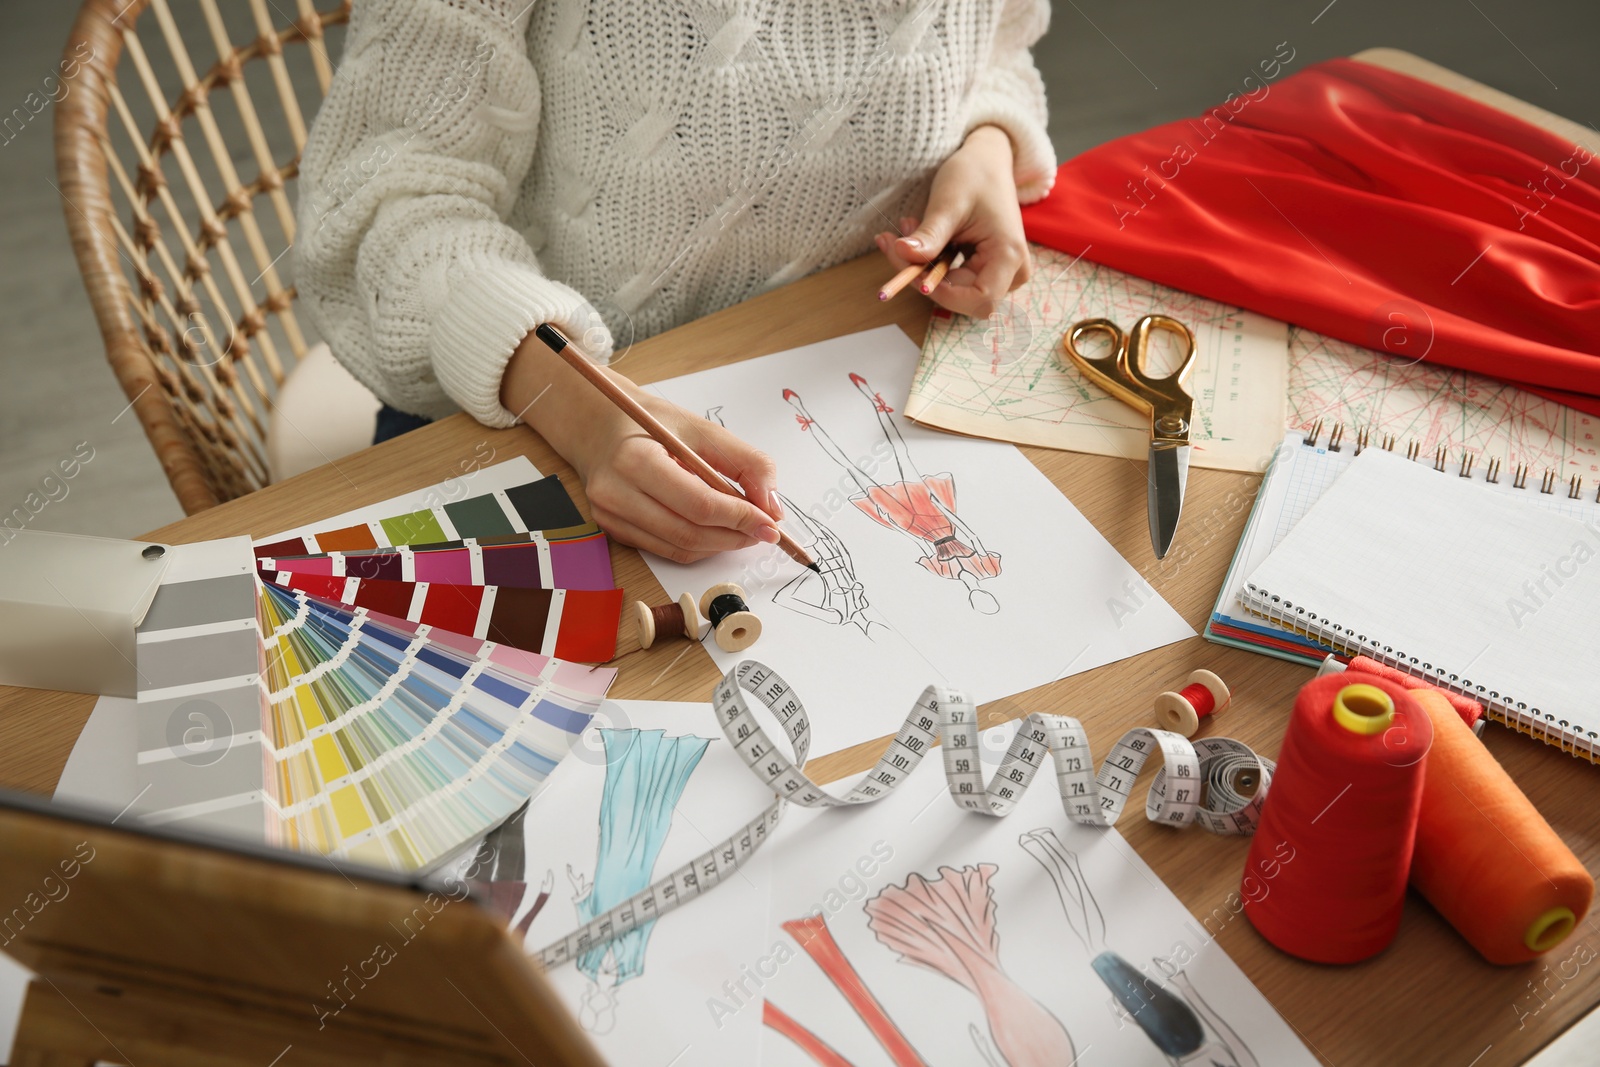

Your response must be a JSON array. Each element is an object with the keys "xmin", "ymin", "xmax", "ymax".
[
  {"xmin": 784, "ymin": 374, "xmax": 1001, "ymax": 614},
  {"xmin": 865, "ymin": 865, "xmax": 1074, "ymax": 1067}
]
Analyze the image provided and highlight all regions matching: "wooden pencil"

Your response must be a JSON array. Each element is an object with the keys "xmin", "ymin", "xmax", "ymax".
[
  {"xmin": 878, "ymin": 246, "xmax": 959, "ymax": 301},
  {"xmin": 532, "ymin": 323, "xmax": 820, "ymax": 573},
  {"xmin": 878, "ymin": 262, "xmax": 923, "ymax": 301},
  {"xmin": 918, "ymin": 249, "xmax": 964, "ymax": 294}
]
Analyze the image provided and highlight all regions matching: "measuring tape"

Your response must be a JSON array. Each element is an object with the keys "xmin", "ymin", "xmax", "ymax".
[{"xmin": 534, "ymin": 661, "xmax": 1274, "ymax": 969}]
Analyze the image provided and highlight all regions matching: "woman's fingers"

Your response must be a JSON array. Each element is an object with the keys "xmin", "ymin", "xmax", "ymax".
[
  {"xmin": 684, "ymin": 417, "xmax": 782, "ymax": 520},
  {"xmin": 895, "ymin": 203, "xmax": 963, "ymax": 265},
  {"xmin": 934, "ymin": 241, "xmax": 1027, "ymax": 318},
  {"xmin": 634, "ymin": 440, "xmax": 780, "ymax": 545},
  {"xmin": 874, "ymin": 231, "xmax": 918, "ymax": 272},
  {"xmin": 592, "ymin": 507, "xmax": 744, "ymax": 566}
]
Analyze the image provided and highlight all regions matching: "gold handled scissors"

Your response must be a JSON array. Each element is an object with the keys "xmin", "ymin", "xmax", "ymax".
[{"xmin": 1063, "ymin": 315, "xmax": 1197, "ymax": 559}]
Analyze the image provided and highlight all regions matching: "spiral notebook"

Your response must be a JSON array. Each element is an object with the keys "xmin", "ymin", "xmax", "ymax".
[{"xmin": 1223, "ymin": 436, "xmax": 1600, "ymax": 761}]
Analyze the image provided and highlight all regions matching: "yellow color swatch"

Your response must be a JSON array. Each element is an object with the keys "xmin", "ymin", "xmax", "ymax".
[
  {"xmin": 313, "ymin": 733, "xmax": 350, "ymax": 782},
  {"xmin": 329, "ymin": 784, "xmax": 373, "ymax": 838}
]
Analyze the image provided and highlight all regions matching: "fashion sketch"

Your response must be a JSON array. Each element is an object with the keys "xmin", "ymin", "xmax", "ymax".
[
  {"xmin": 1020, "ymin": 828, "xmax": 1256, "ymax": 1067},
  {"xmin": 774, "ymin": 912, "xmax": 927, "ymax": 1067},
  {"xmin": 783, "ymin": 374, "xmax": 1001, "ymax": 613},
  {"xmin": 705, "ymin": 406, "xmax": 881, "ymax": 634},
  {"xmin": 470, "ymin": 801, "xmax": 554, "ymax": 939},
  {"xmin": 865, "ymin": 865, "xmax": 1074, "ymax": 1067},
  {"xmin": 567, "ymin": 728, "xmax": 711, "ymax": 1034}
]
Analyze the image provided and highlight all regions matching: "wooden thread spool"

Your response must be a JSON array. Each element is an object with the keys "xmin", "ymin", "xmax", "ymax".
[
  {"xmin": 700, "ymin": 582, "xmax": 762, "ymax": 653},
  {"xmin": 634, "ymin": 593, "xmax": 700, "ymax": 650},
  {"xmin": 1153, "ymin": 669, "xmax": 1230, "ymax": 737}
]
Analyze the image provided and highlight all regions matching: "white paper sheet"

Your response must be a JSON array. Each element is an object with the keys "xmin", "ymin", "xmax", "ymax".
[
  {"xmin": 644, "ymin": 327, "xmax": 1194, "ymax": 756},
  {"xmin": 514, "ymin": 701, "xmax": 776, "ymax": 1066},
  {"xmin": 758, "ymin": 722, "xmax": 1318, "ymax": 1067}
]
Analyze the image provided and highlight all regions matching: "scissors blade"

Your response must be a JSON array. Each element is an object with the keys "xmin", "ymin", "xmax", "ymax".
[{"xmin": 1146, "ymin": 442, "xmax": 1189, "ymax": 560}]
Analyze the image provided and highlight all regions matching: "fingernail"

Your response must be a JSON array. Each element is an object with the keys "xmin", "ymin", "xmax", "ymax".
[
  {"xmin": 903, "ymin": 237, "xmax": 923, "ymax": 250},
  {"xmin": 767, "ymin": 490, "xmax": 784, "ymax": 521},
  {"xmin": 755, "ymin": 525, "xmax": 781, "ymax": 544}
]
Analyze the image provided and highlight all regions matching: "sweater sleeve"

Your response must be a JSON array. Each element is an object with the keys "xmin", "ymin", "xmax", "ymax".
[
  {"xmin": 295, "ymin": 0, "xmax": 613, "ymax": 429},
  {"xmin": 963, "ymin": 0, "xmax": 1057, "ymax": 204}
]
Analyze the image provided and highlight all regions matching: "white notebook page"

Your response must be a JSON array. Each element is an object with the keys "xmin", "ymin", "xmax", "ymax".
[{"xmin": 1241, "ymin": 447, "xmax": 1600, "ymax": 742}]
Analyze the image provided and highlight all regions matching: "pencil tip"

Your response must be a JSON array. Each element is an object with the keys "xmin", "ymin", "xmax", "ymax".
[
  {"xmin": 806, "ymin": 561, "xmax": 820, "ymax": 573},
  {"xmin": 877, "ymin": 292, "xmax": 889, "ymax": 301}
]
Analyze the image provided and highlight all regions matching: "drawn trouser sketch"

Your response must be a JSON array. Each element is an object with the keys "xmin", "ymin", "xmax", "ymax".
[
  {"xmin": 568, "ymin": 729, "xmax": 711, "ymax": 1033},
  {"xmin": 1019, "ymin": 829, "xmax": 1256, "ymax": 1067},
  {"xmin": 775, "ymin": 913, "xmax": 927, "ymax": 1067},
  {"xmin": 865, "ymin": 864, "xmax": 1074, "ymax": 1067},
  {"xmin": 470, "ymin": 801, "xmax": 555, "ymax": 937},
  {"xmin": 705, "ymin": 406, "xmax": 878, "ymax": 633},
  {"xmin": 783, "ymin": 375, "xmax": 1001, "ymax": 613}
]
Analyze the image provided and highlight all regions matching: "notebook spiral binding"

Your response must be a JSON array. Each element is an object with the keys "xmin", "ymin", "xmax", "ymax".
[
  {"xmin": 1242, "ymin": 419, "xmax": 1600, "ymax": 764},
  {"xmin": 1302, "ymin": 418, "xmax": 1598, "ymax": 503}
]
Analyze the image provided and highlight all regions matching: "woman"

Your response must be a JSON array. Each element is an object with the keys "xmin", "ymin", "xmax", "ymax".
[{"xmin": 296, "ymin": 0, "xmax": 1055, "ymax": 564}]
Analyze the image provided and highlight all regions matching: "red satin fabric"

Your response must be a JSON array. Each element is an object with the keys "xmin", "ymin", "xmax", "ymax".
[{"xmin": 1022, "ymin": 58, "xmax": 1600, "ymax": 416}]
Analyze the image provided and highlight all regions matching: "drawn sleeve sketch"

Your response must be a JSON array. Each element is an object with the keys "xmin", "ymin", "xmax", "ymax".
[
  {"xmin": 1020, "ymin": 829, "xmax": 1255, "ymax": 1067},
  {"xmin": 568, "ymin": 729, "xmax": 711, "ymax": 1032},
  {"xmin": 783, "ymin": 375, "xmax": 1002, "ymax": 614},
  {"xmin": 705, "ymin": 406, "xmax": 880, "ymax": 634},
  {"xmin": 779, "ymin": 913, "xmax": 928, "ymax": 1067},
  {"xmin": 864, "ymin": 865, "xmax": 1074, "ymax": 1067}
]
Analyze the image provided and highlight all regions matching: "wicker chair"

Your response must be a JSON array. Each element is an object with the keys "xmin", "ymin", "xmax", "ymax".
[{"xmin": 56, "ymin": 0, "xmax": 375, "ymax": 515}]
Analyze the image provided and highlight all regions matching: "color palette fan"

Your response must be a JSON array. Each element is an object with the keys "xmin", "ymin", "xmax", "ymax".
[
  {"xmin": 131, "ymin": 462, "xmax": 625, "ymax": 872},
  {"xmin": 259, "ymin": 525, "xmax": 615, "ymax": 591},
  {"xmin": 251, "ymin": 474, "xmax": 586, "ymax": 558},
  {"xmin": 262, "ymin": 571, "xmax": 623, "ymax": 664}
]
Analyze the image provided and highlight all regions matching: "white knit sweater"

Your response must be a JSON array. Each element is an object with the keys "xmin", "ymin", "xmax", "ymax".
[{"xmin": 296, "ymin": 0, "xmax": 1055, "ymax": 427}]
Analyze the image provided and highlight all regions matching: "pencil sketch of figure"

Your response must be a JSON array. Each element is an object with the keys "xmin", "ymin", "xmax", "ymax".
[
  {"xmin": 1020, "ymin": 828, "xmax": 1255, "ymax": 1067},
  {"xmin": 706, "ymin": 406, "xmax": 881, "ymax": 634},
  {"xmin": 865, "ymin": 864, "xmax": 1074, "ymax": 1067},
  {"xmin": 783, "ymin": 375, "xmax": 1001, "ymax": 613}
]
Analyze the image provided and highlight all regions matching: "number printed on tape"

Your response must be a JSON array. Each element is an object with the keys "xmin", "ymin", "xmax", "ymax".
[{"xmin": 534, "ymin": 661, "xmax": 1275, "ymax": 969}]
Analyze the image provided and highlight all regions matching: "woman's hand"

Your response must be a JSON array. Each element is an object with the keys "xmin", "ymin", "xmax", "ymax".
[
  {"xmin": 503, "ymin": 335, "xmax": 783, "ymax": 564},
  {"xmin": 576, "ymin": 398, "xmax": 785, "ymax": 564},
  {"xmin": 874, "ymin": 124, "xmax": 1032, "ymax": 318}
]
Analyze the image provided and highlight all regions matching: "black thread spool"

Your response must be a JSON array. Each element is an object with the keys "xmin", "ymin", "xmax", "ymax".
[
  {"xmin": 700, "ymin": 582, "xmax": 762, "ymax": 653},
  {"xmin": 634, "ymin": 593, "xmax": 701, "ymax": 650}
]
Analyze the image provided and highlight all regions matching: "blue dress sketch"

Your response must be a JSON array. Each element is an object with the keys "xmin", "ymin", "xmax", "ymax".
[{"xmin": 575, "ymin": 729, "xmax": 710, "ymax": 986}]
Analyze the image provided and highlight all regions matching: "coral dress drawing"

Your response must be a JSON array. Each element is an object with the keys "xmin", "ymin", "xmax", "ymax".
[{"xmin": 784, "ymin": 373, "xmax": 1002, "ymax": 614}]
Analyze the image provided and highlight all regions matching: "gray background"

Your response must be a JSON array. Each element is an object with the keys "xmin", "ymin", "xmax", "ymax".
[{"xmin": 2, "ymin": 0, "xmax": 1596, "ymax": 537}]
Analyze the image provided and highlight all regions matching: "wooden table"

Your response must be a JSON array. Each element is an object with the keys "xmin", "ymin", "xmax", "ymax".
[{"xmin": 2, "ymin": 254, "xmax": 1595, "ymax": 1065}]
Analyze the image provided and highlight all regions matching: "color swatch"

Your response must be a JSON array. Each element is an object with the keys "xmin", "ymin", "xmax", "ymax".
[
  {"xmin": 262, "ymin": 570, "xmax": 623, "ymax": 663},
  {"xmin": 253, "ymin": 475, "xmax": 586, "ymax": 559},
  {"xmin": 133, "ymin": 537, "xmax": 273, "ymax": 842},
  {"xmin": 134, "ymin": 536, "xmax": 618, "ymax": 872},
  {"xmin": 256, "ymin": 583, "xmax": 614, "ymax": 869},
  {"xmin": 259, "ymin": 526, "xmax": 616, "ymax": 592}
]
